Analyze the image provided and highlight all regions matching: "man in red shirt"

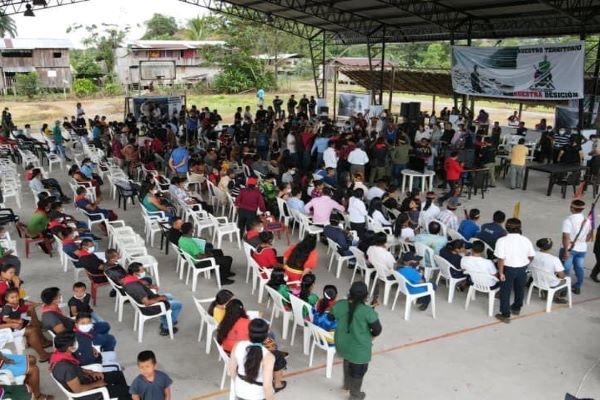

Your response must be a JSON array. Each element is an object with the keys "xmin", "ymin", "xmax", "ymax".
[
  {"xmin": 439, "ymin": 151, "xmax": 464, "ymax": 205},
  {"xmin": 235, "ymin": 177, "xmax": 266, "ymax": 236}
]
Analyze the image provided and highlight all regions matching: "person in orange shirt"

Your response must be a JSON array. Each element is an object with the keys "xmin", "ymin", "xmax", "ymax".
[
  {"xmin": 509, "ymin": 138, "xmax": 529, "ymax": 189},
  {"xmin": 283, "ymin": 234, "xmax": 318, "ymax": 286}
]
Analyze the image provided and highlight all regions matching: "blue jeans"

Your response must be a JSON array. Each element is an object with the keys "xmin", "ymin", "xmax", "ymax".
[
  {"xmin": 92, "ymin": 321, "xmax": 116, "ymax": 351},
  {"xmin": 90, "ymin": 311, "xmax": 105, "ymax": 323},
  {"xmin": 562, "ymin": 249, "xmax": 586, "ymax": 289},
  {"xmin": 54, "ymin": 143, "xmax": 67, "ymax": 158},
  {"xmin": 392, "ymin": 163, "xmax": 405, "ymax": 185},
  {"xmin": 160, "ymin": 294, "xmax": 182, "ymax": 330}
]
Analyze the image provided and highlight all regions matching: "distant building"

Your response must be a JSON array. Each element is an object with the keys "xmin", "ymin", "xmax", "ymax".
[
  {"xmin": 115, "ymin": 40, "xmax": 225, "ymax": 90},
  {"xmin": 322, "ymin": 57, "xmax": 395, "ymax": 83},
  {"xmin": 255, "ymin": 53, "xmax": 304, "ymax": 74},
  {"xmin": 0, "ymin": 38, "xmax": 73, "ymax": 94}
]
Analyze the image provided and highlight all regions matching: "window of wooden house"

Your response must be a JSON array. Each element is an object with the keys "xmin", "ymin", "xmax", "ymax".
[
  {"xmin": 53, "ymin": 52, "xmax": 62, "ymax": 58},
  {"xmin": 1, "ymin": 50, "xmax": 33, "ymax": 58}
]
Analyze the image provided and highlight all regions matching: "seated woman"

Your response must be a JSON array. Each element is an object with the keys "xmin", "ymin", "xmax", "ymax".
[
  {"xmin": 283, "ymin": 234, "xmax": 318, "ymax": 287},
  {"xmin": 266, "ymin": 268, "xmax": 291, "ymax": 305},
  {"xmin": 217, "ymin": 299, "xmax": 287, "ymax": 392},
  {"xmin": 439, "ymin": 239, "xmax": 466, "ymax": 280},
  {"xmin": 50, "ymin": 332, "xmax": 130, "ymax": 400},
  {"xmin": 252, "ymin": 232, "xmax": 283, "ymax": 271},
  {"xmin": 207, "ymin": 289, "xmax": 234, "ymax": 324},
  {"xmin": 40, "ymin": 287, "xmax": 116, "ymax": 352},
  {"xmin": 312, "ymin": 285, "xmax": 338, "ymax": 340},
  {"xmin": 2, "ymin": 287, "xmax": 51, "ymax": 362},
  {"xmin": 74, "ymin": 187, "xmax": 118, "ymax": 229},
  {"xmin": 0, "ymin": 351, "xmax": 54, "ymax": 400},
  {"xmin": 393, "ymin": 212, "xmax": 415, "ymax": 243},
  {"xmin": 69, "ymin": 165, "xmax": 100, "ymax": 197},
  {"xmin": 142, "ymin": 183, "xmax": 176, "ymax": 220},
  {"xmin": 368, "ymin": 197, "xmax": 392, "ymax": 227},
  {"xmin": 169, "ymin": 176, "xmax": 211, "ymax": 211},
  {"xmin": 297, "ymin": 273, "xmax": 319, "ymax": 307}
]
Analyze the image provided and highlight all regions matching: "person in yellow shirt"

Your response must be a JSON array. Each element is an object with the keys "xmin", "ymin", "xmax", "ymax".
[{"xmin": 509, "ymin": 138, "xmax": 529, "ymax": 189}]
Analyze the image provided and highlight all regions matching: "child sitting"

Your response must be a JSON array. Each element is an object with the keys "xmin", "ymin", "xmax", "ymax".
[
  {"xmin": 130, "ymin": 350, "xmax": 173, "ymax": 400},
  {"xmin": 312, "ymin": 285, "xmax": 338, "ymax": 341},
  {"xmin": 296, "ymin": 273, "xmax": 318, "ymax": 306},
  {"xmin": 68, "ymin": 282, "xmax": 105, "ymax": 323},
  {"xmin": 266, "ymin": 267, "xmax": 290, "ymax": 306},
  {"xmin": 207, "ymin": 289, "xmax": 234, "ymax": 324},
  {"xmin": 252, "ymin": 231, "xmax": 283, "ymax": 271},
  {"xmin": 530, "ymin": 238, "xmax": 568, "ymax": 304}
]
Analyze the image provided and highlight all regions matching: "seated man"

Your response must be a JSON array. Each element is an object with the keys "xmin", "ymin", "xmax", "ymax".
[
  {"xmin": 396, "ymin": 252, "xmax": 434, "ymax": 311},
  {"xmin": 50, "ymin": 331, "xmax": 130, "ymax": 399},
  {"xmin": 41, "ymin": 287, "xmax": 115, "ymax": 352},
  {"xmin": 48, "ymin": 201, "xmax": 94, "ymax": 238},
  {"xmin": 74, "ymin": 187, "xmax": 118, "ymax": 230},
  {"xmin": 28, "ymin": 168, "xmax": 70, "ymax": 203},
  {"xmin": 61, "ymin": 227, "xmax": 80, "ymax": 259},
  {"xmin": 104, "ymin": 249, "xmax": 153, "ymax": 288},
  {"xmin": 435, "ymin": 198, "xmax": 460, "ymax": 231},
  {"xmin": 26, "ymin": 199, "xmax": 54, "ymax": 254},
  {"xmin": 122, "ymin": 263, "xmax": 182, "ymax": 337},
  {"xmin": 413, "ymin": 221, "xmax": 448, "ymax": 254},
  {"xmin": 323, "ymin": 214, "xmax": 356, "ymax": 257},
  {"xmin": 243, "ymin": 218, "xmax": 263, "ymax": 248},
  {"xmin": 178, "ymin": 222, "xmax": 234, "ymax": 285},
  {"xmin": 74, "ymin": 239, "xmax": 108, "ymax": 284},
  {"xmin": 460, "ymin": 240, "xmax": 499, "ymax": 289},
  {"xmin": 366, "ymin": 232, "xmax": 396, "ymax": 302},
  {"xmin": 167, "ymin": 217, "xmax": 183, "ymax": 246}
]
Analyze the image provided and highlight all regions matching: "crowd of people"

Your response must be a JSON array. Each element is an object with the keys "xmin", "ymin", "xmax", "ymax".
[{"xmin": 0, "ymin": 95, "xmax": 594, "ymax": 400}]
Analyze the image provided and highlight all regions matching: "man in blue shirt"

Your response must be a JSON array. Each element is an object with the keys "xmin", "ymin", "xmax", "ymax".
[
  {"xmin": 287, "ymin": 188, "xmax": 305, "ymax": 214},
  {"xmin": 476, "ymin": 210, "xmax": 507, "ymax": 248},
  {"xmin": 323, "ymin": 215, "xmax": 356, "ymax": 257},
  {"xmin": 168, "ymin": 139, "xmax": 189, "ymax": 177},
  {"xmin": 312, "ymin": 134, "xmax": 330, "ymax": 168},
  {"xmin": 458, "ymin": 208, "xmax": 481, "ymax": 241},
  {"xmin": 396, "ymin": 252, "xmax": 433, "ymax": 311}
]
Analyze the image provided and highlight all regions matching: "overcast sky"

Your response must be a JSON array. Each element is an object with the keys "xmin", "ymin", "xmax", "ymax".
[{"xmin": 11, "ymin": 0, "xmax": 209, "ymax": 47}]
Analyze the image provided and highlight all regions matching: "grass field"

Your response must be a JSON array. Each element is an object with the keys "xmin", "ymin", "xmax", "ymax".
[{"xmin": 1, "ymin": 78, "xmax": 555, "ymax": 129}]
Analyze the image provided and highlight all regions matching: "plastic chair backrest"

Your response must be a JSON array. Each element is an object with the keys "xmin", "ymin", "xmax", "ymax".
[
  {"xmin": 428, "ymin": 219, "xmax": 448, "ymax": 237},
  {"xmin": 448, "ymin": 229, "xmax": 466, "ymax": 242},
  {"xmin": 276, "ymin": 197, "xmax": 289, "ymax": 218},
  {"xmin": 392, "ymin": 270, "xmax": 411, "ymax": 296},
  {"xmin": 289, "ymin": 294, "xmax": 313, "ymax": 323},
  {"xmin": 214, "ymin": 338, "xmax": 230, "ymax": 363},
  {"xmin": 349, "ymin": 246, "xmax": 367, "ymax": 268},
  {"xmin": 529, "ymin": 266, "xmax": 557, "ymax": 290},
  {"xmin": 414, "ymin": 242, "xmax": 435, "ymax": 269},
  {"xmin": 326, "ymin": 237, "xmax": 339, "ymax": 253},
  {"xmin": 265, "ymin": 285, "xmax": 289, "ymax": 313},
  {"xmin": 469, "ymin": 272, "xmax": 498, "ymax": 292},
  {"xmin": 243, "ymin": 241, "xmax": 255, "ymax": 259},
  {"xmin": 433, "ymin": 255, "xmax": 452, "ymax": 280},
  {"xmin": 308, "ymin": 321, "xmax": 333, "ymax": 350},
  {"xmin": 193, "ymin": 296, "xmax": 218, "ymax": 329}
]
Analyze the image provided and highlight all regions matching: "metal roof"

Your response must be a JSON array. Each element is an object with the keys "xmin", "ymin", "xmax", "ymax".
[
  {"xmin": 0, "ymin": 38, "xmax": 73, "ymax": 50},
  {"xmin": 128, "ymin": 40, "xmax": 226, "ymax": 50},
  {"xmin": 180, "ymin": 0, "xmax": 600, "ymax": 44}
]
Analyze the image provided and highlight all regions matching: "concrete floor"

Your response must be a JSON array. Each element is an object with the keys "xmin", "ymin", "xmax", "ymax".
[{"xmin": 10, "ymin": 163, "xmax": 600, "ymax": 400}]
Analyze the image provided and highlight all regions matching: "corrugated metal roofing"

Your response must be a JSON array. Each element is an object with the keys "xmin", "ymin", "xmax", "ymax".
[
  {"xmin": 128, "ymin": 40, "xmax": 226, "ymax": 50},
  {"xmin": 0, "ymin": 38, "xmax": 73, "ymax": 50}
]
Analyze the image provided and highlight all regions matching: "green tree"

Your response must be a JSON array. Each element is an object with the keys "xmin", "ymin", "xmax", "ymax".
[
  {"xmin": 183, "ymin": 15, "xmax": 220, "ymax": 40},
  {"xmin": 0, "ymin": 13, "xmax": 17, "ymax": 38},
  {"xmin": 15, "ymin": 72, "xmax": 39, "ymax": 98},
  {"xmin": 142, "ymin": 14, "xmax": 179, "ymax": 40},
  {"xmin": 71, "ymin": 49, "xmax": 103, "ymax": 78},
  {"xmin": 73, "ymin": 78, "xmax": 98, "ymax": 97}
]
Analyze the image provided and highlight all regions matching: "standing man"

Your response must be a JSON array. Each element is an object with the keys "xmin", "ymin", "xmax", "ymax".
[
  {"xmin": 287, "ymin": 95, "xmax": 297, "ymax": 116},
  {"xmin": 494, "ymin": 218, "xmax": 535, "ymax": 323},
  {"xmin": 309, "ymin": 96, "xmax": 317, "ymax": 118},
  {"xmin": 438, "ymin": 151, "xmax": 463, "ymax": 205},
  {"xmin": 168, "ymin": 139, "xmax": 189, "ymax": 178},
  {"xmin": 509, "ymin": 138, "xmax": 528, "ymax": 190},
  {"xmin": 323, "ymin": 140, "xmax": 339, "ymax": 172},
  {"xmin": 273, "ymin": 95, "xmax": 283, "ymax": 118},
  {"xmin": 52, "ymin": 120, "xmax": 71, "ymax": 161},
  {"xmin": 256, "ymin": 88, "xmax": 265, "ymax": 106},
  {"xmin": 235, "ymin": 177, "xmax": 266, "ymax": 236},
  {"xmin": 348, "ymin": 146, "xmax": 370, "ymax": 177},
  {"xmin": 561, "ymin": 199, "xmax": 592, "ymax": 294}
]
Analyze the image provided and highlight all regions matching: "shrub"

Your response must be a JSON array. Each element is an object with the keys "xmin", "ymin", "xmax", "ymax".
[
  {"xmin": 73, "ymin": 78, "xmax": 98, "ymax": 97},
  {"xmin": 15, "ymin": 72, "xmax": 39, "ymax": 98},
  {"xmin": 102, "ymin": 82, "xmax": 122, "ymax": 96},
  {"xmin": 213, "ymin": 69, "xmax": 252, "ymax": 94}
]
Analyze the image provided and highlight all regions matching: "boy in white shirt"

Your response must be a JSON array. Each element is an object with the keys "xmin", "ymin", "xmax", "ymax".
[
  {"xmin": 530, "ymin": 238, "xmax": 568, "ymax": 304},
  {"xmin": 461, "ymin": 240, "xmax": 499, "ymax": 290}
]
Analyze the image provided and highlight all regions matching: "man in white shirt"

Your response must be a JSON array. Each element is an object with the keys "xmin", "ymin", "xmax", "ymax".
[
  {"xmin": 560, "ymin": 199, "xmax": 592, "ymax": 294},
  {"xmin": 366, "ymin": 179, "xmax": 386, "ymax": 203},
  {"xmin": 348, "ymin": 146, "xmax": 369, "ymax": 177},
  {"xmin": 461, "ymin": 240, "xmax": 498, "ymax": 289},
  {"xmin": 323, "ymin": 141, "xmax": 338, "ymax": 171},
  {"xmin": 366, "ymin": 232, "xmax": 397, "ymax": 302},
  {"xmin": 494, "ymin": 218, "xmax": 535, "ymax": 323},
  {"xmin": 530, "ymin": 238, "xmax": 568, "ymax": 304},
  {"xmin": 420, "ymin": 192, "xmax": 440, "ymax": 225}
]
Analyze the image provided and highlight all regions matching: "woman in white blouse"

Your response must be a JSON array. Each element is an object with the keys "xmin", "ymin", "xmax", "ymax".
[
  {"xmin": 347, "ymin": 188, "xmax": 368, "ymax": 239},
  {"xmin": 368, "ymin": 197, "xmax": 392, "ymax": 228}
]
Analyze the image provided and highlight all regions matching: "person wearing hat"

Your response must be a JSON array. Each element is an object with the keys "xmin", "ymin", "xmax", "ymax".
[
  {"xmin": 235, "ymin": 177, "xmax": 266, "ymax": 236},
  {"xmin": 494, "ymin": 218, "xmax": 535, "ymax": 323},
  {"xmin": 530, "ymin": 238, "xmax": 568, "ymax": 303},
  {"xmin": 561, "ymin": 199, "xmax": 593, "ymax": 294},
  {"xmin": 435, "ymin": 198, "xmax": 460, "ymax": 231},
  {"xmin": 420, "ymin": 191, "xmax": 440, "ymax": 225},
  {"xmin": 396, "ymin": 252, "xmax": 434, "ymax": 311},
  {"xmin": 50, "ymin": 331, "xmax": 130, "ymax": 399},
  {"xmin": 331, "ymin": 282, "xmax": 381, "ymax": 400},
  {"xmin": 458, "ymin": 208, "xmax": 481, "ymax": 241}
]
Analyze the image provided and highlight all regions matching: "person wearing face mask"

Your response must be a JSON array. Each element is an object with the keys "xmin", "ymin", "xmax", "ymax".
[
  {"xmin": 553, "ymin": 127, "xmax": 571, "ymax": 162},
  {"xmin": 74, "ymin": 187, "xmax": 118, "ymax": 234},
  {"xmin": 74, "ymin": 239, "xmax": 108, "ymax": 285},
  {"xmin": 50, "ymin": 331, "xmax": 130, "ymax": 399},
  {"xmin": 142, "ymin": 183, "xmax": 176, "ymax": 221},
  {"xmin": 72, "ymin": 313, "xmax": 120, "ymax": 370},
  {"xmin": 122, "ymin": 263, "xmax": 183, "ymax": 337}
]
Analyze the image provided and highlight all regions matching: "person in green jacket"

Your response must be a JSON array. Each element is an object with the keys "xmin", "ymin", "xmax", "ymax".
[
  {"xmin": 331, "ymin": 282, "xmax": 382, "ymax": 400},
  {"xmin": 52, "ymin": 120, "xmax": 71, "ymax": 161},
  {"xmin": 389, "ymin": 137, "xmax": 410, "ymax": 186},
  {"xmin": 26, "ymin": 199, "xmax": 53, "ymax": 254}
]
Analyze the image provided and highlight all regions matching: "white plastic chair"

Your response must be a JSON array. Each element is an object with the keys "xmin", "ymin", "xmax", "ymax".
[
  {"xmin": 326, "ymin": 238, "xmax": 355, "ymax": 279},
  {"xmin": 51, "ymin": 375, "xmax": 116, "ymax": 400},
  {"xmin": 182, "ymin": 252, "xmax": 222, "ymax": 291},
  {"xmin": 47, "ymin": 152, "xmax": 64, "ymax": 172},
  {"xmin": 391, "ymin": 271, "xmax": 436, "ymax": 320},
  {"xmin": 249, "ymin": 257, "xmax": 271, "ymax": 303},
  {"xmin": 448, "ymin": 228, "xmax": 467, "ymax": 242},
  {"xmin": 276, "ymin": 196, "xmax": 292, "ymax": 226},
  {"xmin": 193, "ymin": 296, "xmax": 218, "ymax": 354},
  {"xmin": 265, "ymin": 285, "xmax": 293, "ymax": 340},
  {"xmin": 347, "ymin": 247, "xmax": 374, "ymax": 288},
  {"xmin": 428, "ymin": 219, "xmax": 448, "ymax": 237},
  {"xmin": 368, "ymin": 261, "xmax": 399, "ymax": 306},
  {"xmin": 434, "ymin": 255, "xmax": 467, "ymax": 303},
  {"xmin": 105, "ymin": 275, "xmax": 129, "ymax": 322},
  {"xmin": 243, "ymin": 241, "xmax": 256, "ymax": 283},
  {"xmin": 214, "ymin": 339, "xmax": 230, "ymax": 389},
  {"xmin": 128, "ymin": 295, "xmax": 174, "ymax": 342},
  {"xmin": 465, "ymin": 272, "xmax": 500, "ymax": 317},
  {"xmin": 289, "ymin": 294, "xmax": 313, "ymax": 355},
  {"xmin": 307, "ymin": 321, "xmax": 336, "ymax": 379},
  {"xmin": 77, "ymin": 207, "xmax": 107, "ymax": 232},
  {"xmin": 208, "ymin": 214, "xmax": 241, "ymax": 249},
  {"xmin": 526, "ymin": 267, "xmax": 572, "ymax": 313},
  {"xmin": 191, "ymin": 210, "xmax": 217, "ymax": 238},
  {"xmin": 414, "ymin": 241, "xmax": 439, "ymax": 281},
  {"xmin": 296, "ymin": 212, "xmax": 323, "ymax": 240}
]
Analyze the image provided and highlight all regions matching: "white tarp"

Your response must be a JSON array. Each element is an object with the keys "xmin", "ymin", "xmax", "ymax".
[
  {"xmin": 451, "ymin": 42, "xmax": 584, "ymax": 100},
  {"xmin": 337, "ymin": 92, "xmax": 371, "ymax": 117}
]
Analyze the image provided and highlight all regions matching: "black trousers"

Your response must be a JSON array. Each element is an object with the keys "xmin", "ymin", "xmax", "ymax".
[
  {"xmin": 196, "ymin": 250, "xmax": 232, "ymax": 279},
  {"xmin": 350, "ymin": 222, "xmax": 366, "ymax": 240},
  {"xmin": 104, "ymin": 371, "xmax": 131, "ymax": 400},
  {"xmin": 237, "ymin": 209, "xmax": 256, "ymax": 236},
  {"xmin": 499, "ymin": 266, "xmax": 527, "ymax": 317},
  {"xmin": 591, "ymin": 252, "xmax": 600, "ymax": 279},
  {"xmin": 439, "ymin": 180, "xmax": 458, "ymax": 204},
  {"xmin": 343, "ymin": 359, "xmax": 369, "ymax": 379}
]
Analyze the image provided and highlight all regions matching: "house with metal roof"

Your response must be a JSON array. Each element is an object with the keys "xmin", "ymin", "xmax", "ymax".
[{"xmin": 0, "ymin": 38, "xmax": 73, "ymax": 94}]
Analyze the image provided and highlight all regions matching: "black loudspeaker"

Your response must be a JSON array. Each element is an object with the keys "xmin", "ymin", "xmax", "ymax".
[
  {"xmin": 408, "ymin": 102, "xmax": 421, "ymax": 119},
  {"xmin": 400, "ymin": 102, "xmax": 410, "ymax": 118},
  {"xmin": 318, "ymin": 106, "xmax": 329, "ymax": 117}
]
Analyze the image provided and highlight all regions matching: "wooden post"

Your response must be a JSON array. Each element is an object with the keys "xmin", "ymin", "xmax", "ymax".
[
  {"xmin": 388, "ymin": 66, "xmax": 394, "ymax": 112},
  {"xmin": 333, "ymin": 67, "xmax": 338, "ymax": 121},
  {"xmin": 518, "ymin": 102, "xmax": 523, "ymax": 120},
  {"xmin": 432, "ymin": 95, "xmax": 436, "ymax": 113}
]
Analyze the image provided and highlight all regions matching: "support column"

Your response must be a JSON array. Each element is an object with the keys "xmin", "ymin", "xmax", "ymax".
[
  {"xmin": 588, "ymin": 37, "xmax": 600, "ymax": 127},
  {"xmin": 388, "ymin": 66, "xmax": 395, "ymax": 112},
  {"xmin": 579, "ymin": 32, "xmax": 586, "ymax": 130},
  {"xmin": 333, "ymin": 67, "xmax": 338, "ymax": 120},
  {"xmin": 308, "ymin": 31, "xmax": 328, "ymax": 99},
  {"xmin": 518, "ymin": 102, "xmax": 523, "ymax": 120},
  {"xmin": 378, "ymin": 27, "xmax": 386, "ymax": 106}
]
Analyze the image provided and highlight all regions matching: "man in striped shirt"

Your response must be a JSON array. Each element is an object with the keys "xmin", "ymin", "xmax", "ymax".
[{"xmin": 553, "ymin": 128, "xmax": 571, "ymax": 162}]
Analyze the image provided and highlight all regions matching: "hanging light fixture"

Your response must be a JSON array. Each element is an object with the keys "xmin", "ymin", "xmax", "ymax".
[
  {"xmin": 32, "ymin": 0, "xmax": 47, "ymax": 6},
  {"xmin": 24, "ymin": 4, "xmax": 35, "ymax": 17}
]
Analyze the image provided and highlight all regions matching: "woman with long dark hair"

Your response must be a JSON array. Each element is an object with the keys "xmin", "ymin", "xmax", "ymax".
[
  {"xmin": 331, "ymin": 282, "xmax": 382, "ymax": 400},
  {"xmin": 283, "ymin": 234, "xmax": 318, "ymax": 286},
  {"xmin": 368, "ymin": 197, "xmax": 392, "ymax": 227},
  {"xmin": 207, "ymin": 289, "xmax": 234, "ymax": 324},
  {"xmin": 216, "ymin": 299, "xmax": 249, "ymax": 354},
  {"xmin": 312, "ymin": 285, "xmax": 338, "ymax": 336},
  {"xmin": 228, "ymin": 319, "xmax": 276, "ymax": 400},
  {"xmin": 266, "ymin": 267, "xmax": 291, "ymax": 304},
  {"xmin": 298, "ymin": 273, "xmax": 318, "ymax": 306}
]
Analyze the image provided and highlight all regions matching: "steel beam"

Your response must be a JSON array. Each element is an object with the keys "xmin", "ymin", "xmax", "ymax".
[
  {"xmin": 587, "ymin": 38, "xmax": 600, "ymax": 127},
  {"xmin": 308, "ymin": 30, "xmax": 331, "ymax": 99},
  {"xmin": 0, "ymin": 0, "xmax": 91, "ymax": 16}
]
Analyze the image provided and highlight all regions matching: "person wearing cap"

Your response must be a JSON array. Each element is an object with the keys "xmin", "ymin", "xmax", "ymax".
[
  {"xmin": 396, "ymin": 252, "xmax": 434, "ymax": 311},
  {"xmin": 458, "ymin": 208, "xmax": 481, "ymax": 241},
  {"xmin": 494, "ymin": 218, "xmax": 535, "ymax": 323},
  {"xmin": 561, "ymin": 199, "xmax": 592, "ymax": 295},
  {"xmin": 435, "ymin": 199, "xmax": 460, "ymax": 231},
  {"xmin": 414, "ymin": 221, "xmax": 448, "ymax": 254},
  {"xmin": 235, "ymin": 177, "xmax": 267, "ymax": 237},
  {"xmin": 420, "ymin": 191, "xmax": 440, "ymax": 225},
  {"xmin": 304, "ymin": 187, "xmax": 345, "ymax": 226},
  {"xmin": 530, "ymin": 238, "xmax": 568, "ymax": 303},
  {"xmin": 331, "ymin": 282, "xmax": 382, "ymax": 400},
  {"xmin": 461, "ymin": 240, "xmax": 498, "ymax": 289},
  {"xmin": 50, "ymin": 331, "xmax": 130, "ymax": 399}
]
